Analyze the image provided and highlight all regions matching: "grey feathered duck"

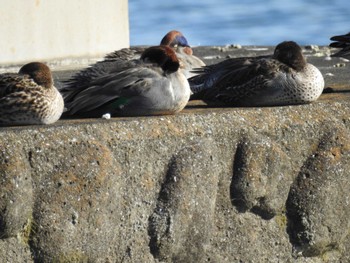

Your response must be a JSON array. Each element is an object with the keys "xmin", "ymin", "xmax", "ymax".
[
  {"xmin": 61, "ymin": 46, "xmax": 191, "ymax": 117},
  {"xmin": 0, "ymin": 62, "xmax": 64, "ymax": 126},
  {"xmin": 190, "ymin": 41, "xmax": 324, "ymax": 106},
  {"xmin": 104, "ymin": 30, "xmax": 205, "ymax": 78},
  {"xmin": 62, "ymin": 30, "xmax": 204, "ymax": 98},
  {"xmin": 329, "ymin": 32, "xmax": 350, "ymax": 58}
]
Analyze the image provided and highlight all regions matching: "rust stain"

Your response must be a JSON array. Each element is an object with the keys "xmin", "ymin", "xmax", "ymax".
[
  {"xmin": 35, "ymin": 0, "xmax": 40, "ymax": 7},
  {"xmin": 141, "ymin": 176, "xmax": 155, "ymax": 190},
  {"xmin": 330, "ymin": 147, "xmax": 342, "ymax": 163}
]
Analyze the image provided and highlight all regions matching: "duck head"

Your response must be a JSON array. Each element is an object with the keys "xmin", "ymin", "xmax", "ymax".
[
  {"xmin": 273, "ymin": 41, "xmax": 307, "ymax": 71},
  {"xmin": 19, "ymin": 62, "xmax": 53, "ymax": 88},
  {"xmin": 160, "ymin": 30, "xmax": 193, "ymax": 55},
  {"xmin": 141, "ymin": 46, "xmax": 180, "ymax": 74}
]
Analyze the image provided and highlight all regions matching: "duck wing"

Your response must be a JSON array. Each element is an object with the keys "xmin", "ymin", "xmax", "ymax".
[
  {"xmin": 61, "ymin": 59, "xmax": 138, "ymax": 102},
  {"xmin": 0, "ymin": 74, "xmax": 39, "ymax": 97},
  {"xmin": 103, "ymin": 47, "xmax": 145, "ymax": 61},
  {"xmin": 66, "ymin": 63, "xmax": 166, "ymax": 114},
  {"xmin": 0, "ymin": 74, "xmax": 45, "ymax": 115},
  {"xmin": 330, "ymin": 32, "xmax": 350, "ymax": 58},
  {"xmin": 190, "ymin": 55, "xmax": 270, "ymax": 98},
  {"xmin": 197, "ymin": 57, "xmax": 292, "ymax": 105}
]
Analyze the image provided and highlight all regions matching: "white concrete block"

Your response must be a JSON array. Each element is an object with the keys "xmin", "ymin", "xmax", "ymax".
[{"xmin": 0, "ymin": 0, "xmax": 129, "ymax": 64}]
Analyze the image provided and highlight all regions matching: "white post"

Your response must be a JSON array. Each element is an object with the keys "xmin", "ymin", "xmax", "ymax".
[{"xmin": 0, "ymin": 0, "xmax": 129, "ymax": 65}]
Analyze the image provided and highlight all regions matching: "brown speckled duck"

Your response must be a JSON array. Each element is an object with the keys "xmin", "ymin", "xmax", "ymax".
[
  {"xmin": 190, "ymin": 41, "xmax": 324, "ymax": 106},
  {"xmin": 0, "ymin": 62, "xmax": 64, "ymax": 126}
]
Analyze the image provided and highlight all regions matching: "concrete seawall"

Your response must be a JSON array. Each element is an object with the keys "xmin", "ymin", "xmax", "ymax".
[{"xmin": 1, "ymin": 46, "xmax": 350, "ymax": 262}]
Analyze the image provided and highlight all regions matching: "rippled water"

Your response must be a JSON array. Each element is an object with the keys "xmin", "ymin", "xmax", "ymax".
[{"xmin": 129, "ymin": 0, "xmax": 350, "ymax": 46}]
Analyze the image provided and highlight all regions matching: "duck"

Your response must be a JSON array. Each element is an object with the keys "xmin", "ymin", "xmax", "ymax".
[
  {"xmin": 159, "ymin": 30, "xmax": 206, "ymax": 78},
  {"xmin": 62, "ymin": 46, "xmax": 191, "ymax": 117},
  {"xmin": 0, "ymin": 62, "xmax": 64, "ymax": 126},
  {"xmin": 189, "ymin": 41, "xmax": 324, "ymax": 106},
  {"xmin": 63, "ymin": 30, "xmax": 204, "ymax": 95},
  {"xmin": 329, "ymin": 32, "xmax": 350, "ymax": 58},
  {"xmin": 104, "ymin": 30, "xmax": 205, "ymax": 77}
]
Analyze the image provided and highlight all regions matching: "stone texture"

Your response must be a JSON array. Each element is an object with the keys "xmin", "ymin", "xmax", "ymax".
[
  {"xmin": 0, "ymin": 237, "xmax": 32, "ymax": 262},
  {"xmin": 287, "ymin": 126, "xmax": 350, "ymax": 257},
  {"xmin": 28, "ymin": 139, "xmax": 123, "ymax": 262},
  {"xmin": 231, "ymin": 131, "xmax": 294, "ymax": 219},
  {"xmin": 149, "ymin": 139, "xmax": 219, "ymax": 262},
  {"xmin": 0, "ymin": 143, "xmax": 33, "ymax": 239},
  {"xmin": 0, "ymin": 45, "xmax": 350, "ymax": 262}
]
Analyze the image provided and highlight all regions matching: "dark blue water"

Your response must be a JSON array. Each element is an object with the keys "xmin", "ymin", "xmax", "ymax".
[{"xmin": 129, "ymin": 0, "xmax": 350, "ymax": 46}]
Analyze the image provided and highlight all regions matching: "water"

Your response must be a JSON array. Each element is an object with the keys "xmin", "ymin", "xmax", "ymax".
[{"xmin": 129, "ymin": 0, "xmax": 350, "ymax": 46}]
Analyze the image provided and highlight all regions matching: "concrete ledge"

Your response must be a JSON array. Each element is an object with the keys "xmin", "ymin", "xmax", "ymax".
[{"xmin": 1, "ymin": 46, "xmax": 350, "ymax": 262}]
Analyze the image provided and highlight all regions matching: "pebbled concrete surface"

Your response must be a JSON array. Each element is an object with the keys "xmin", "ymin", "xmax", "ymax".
[{"xmin": 0, "ymin": 45, "xmax": 350, "ymax": 262}]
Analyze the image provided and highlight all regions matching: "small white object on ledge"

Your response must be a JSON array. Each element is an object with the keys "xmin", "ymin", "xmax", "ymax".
[{"xmin": 102, "ymin": 113, "xmax": 111, "ymax": 119}]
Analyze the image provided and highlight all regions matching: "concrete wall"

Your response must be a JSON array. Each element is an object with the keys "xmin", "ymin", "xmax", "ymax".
[
  {"xmin": 1, "ymin": 103, "xmax": 350, "ymax": 262},
  {"xmin": 1, "ymin": 44, "xmax": 349, "ymax": 262},
  {"xmin": 0, "ymin": 0, "xmax": 129, "ymax": 65}
]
